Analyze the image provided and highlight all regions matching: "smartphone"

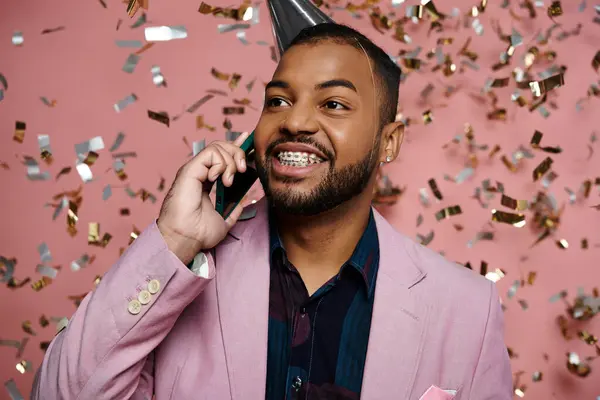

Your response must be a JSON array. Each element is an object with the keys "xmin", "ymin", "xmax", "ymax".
[{"xmin": 215, "ymin": 131, "xmax": 259, "ymax": 219}]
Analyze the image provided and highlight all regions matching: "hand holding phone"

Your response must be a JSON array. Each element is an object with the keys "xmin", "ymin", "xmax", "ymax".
[
  {"xmin": 156, "ymin": 132, "xmax": 253, "ymax": 264},
  {"xmin": 215, "ymin": 131, "xmax": 259, "ymax": 219}
]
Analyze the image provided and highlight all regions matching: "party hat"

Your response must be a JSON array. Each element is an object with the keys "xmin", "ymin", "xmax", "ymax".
[{"xmin": 266, "ymin": 0, "xmax": 334, "ymax": 59}]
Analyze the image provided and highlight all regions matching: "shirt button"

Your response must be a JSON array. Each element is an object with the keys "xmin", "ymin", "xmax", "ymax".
[
  {"xmin": 147, "ymin": 279, "xmax": 160, "ymax": 294},
  {"xmin": 138, "ymin": 289, "xmax": 151, "ymax": 305},
  {"xmin": 301, "ymin": 307, "xmax": 306, "ymax": 313},
  {"xmin": 292, "ymin": 376, "xmax": 302, "ymax": 390},
  {"xmin": 128, "ymin": 299, "xmax": 142, "ymax": 315}
]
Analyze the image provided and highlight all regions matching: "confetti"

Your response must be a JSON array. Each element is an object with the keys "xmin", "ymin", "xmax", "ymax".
[
  {"xmin": 530, "ymin": 130, "xmax": 562, "ymax": 153},
  {"xmin": 533, "ymin": 157, "xmax": 554, "ymax": 181},
  {"xmin": 13, "ymin": 121, "xmax": 25, "ymax": 143},
  {"xmin": 198, "ymin": 2, "xmax": 254, "ymax": 21},
  {"xmin": 435, "ymin": 205, "xmax": 462, "ymax": 221},
  {"xmin": 114, "ymin": 93, "xmax": 138, "ymax": 112},
  {"xmin": 70, "ymin": 254, "xmax": 91, "ymax": 272},
  {"xmin": 23, "ymin": 157, "xmax": 50, "ymax": 181},
  {"xmin": 148, "ymin": 110, "xmax": 170, "ymax": 126},
  {"xmin": 144, "ymin": 25, "xmax": 187, "ymax": 42},
  {"xmin": 122, "ymin": 54, "xmax": 140, "ymax": 73},
  {"xmin": 109, "ymin": 132, "xmax": 125, "ymax": 152},
  {"xmin": 530, "ymin": 73, "xmax": 564, "ymax": 97},
  {"xmin": 491, "ymin": 209, "xmax": 526, "ymax": 227},
  {"xmin": 38, "ymin": 135, "xmax": 53, "ymax": 164},
  {"xmin": 4, "ymin": 379, "xmax": 24, "ymax": 400},
  {"xmin": 566, "ymin": 352, "xmax": 591, "ymax": 377},
  {"xmin": 41, "ymin": 26, "xmax": 66, "ymax": 34},
  {"xmin": 115, "ymin": 40, "xmax": 143, "ymax": 48},
  {"xmin": 12, "ymin": 31, "xmax": 24, "ymax": 46},
  {"xmin": 151, "ymin": 66, "xmax": 166, "ymax": 87}
]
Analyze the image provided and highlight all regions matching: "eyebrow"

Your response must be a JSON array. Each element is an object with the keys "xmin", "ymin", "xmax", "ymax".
[{"xmin": 265, "ymin": 79, "xmax": 358, "ymax": 93}]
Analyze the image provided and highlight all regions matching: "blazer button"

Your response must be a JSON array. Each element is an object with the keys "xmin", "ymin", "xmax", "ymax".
[
  {"xmin": 128, "ymin": 299, "xmax": 142, "ymax": 315},
  {"xmin": 148, "ymin": 279, "xmax": 160, "ymax": 294},
  {"xmin": 138, "ymin": 290, "xmax": 151, "ymax": 305}
]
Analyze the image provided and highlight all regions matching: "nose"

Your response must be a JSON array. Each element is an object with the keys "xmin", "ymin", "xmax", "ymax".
[{"xmin": 280, "ymin": 103, "xmax": 319, "ymax": 136}]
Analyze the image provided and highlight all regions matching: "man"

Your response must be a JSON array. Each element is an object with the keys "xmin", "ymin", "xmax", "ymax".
[{"xmin": 32, "ymin": 23, "xmax": 512, "ymax": 400}]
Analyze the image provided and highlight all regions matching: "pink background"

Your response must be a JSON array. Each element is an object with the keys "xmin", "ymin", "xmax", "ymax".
[{"xmin": 1, "ymin": 0, "xmax": 599, "ymax": 398}]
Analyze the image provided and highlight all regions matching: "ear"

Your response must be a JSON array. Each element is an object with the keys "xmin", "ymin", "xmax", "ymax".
[{"xmin": 379, "ymin": 121, "xmax": 404, "ymax": 163}]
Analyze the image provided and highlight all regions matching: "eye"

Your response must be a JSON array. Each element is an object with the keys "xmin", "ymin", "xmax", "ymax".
[
  {"xmin": 265, "ymin": 97, "xmax": 290, "ymax": 108},
  {"xmin": 323, "ymin": 101, "xmax": 347, "ymax": 110}
]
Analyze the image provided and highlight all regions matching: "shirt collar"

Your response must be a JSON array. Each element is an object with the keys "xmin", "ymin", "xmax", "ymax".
[{"xmin": 269, "ymin": 208, "xmax": 380, "ymax": 298}]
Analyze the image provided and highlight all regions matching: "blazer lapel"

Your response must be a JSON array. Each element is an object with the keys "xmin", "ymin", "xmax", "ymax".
[
  {"xmin": 361, "ymin": 211, "xmax": 430, "ymax": 399},
  {"xmin": 215, "ymin": 199, "xmax": 271, "ymax": 400}
]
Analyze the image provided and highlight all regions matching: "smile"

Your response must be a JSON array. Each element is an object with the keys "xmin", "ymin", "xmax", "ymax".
[{"xmin": 276, "ymin": 151, "xmax": 325, "ymax": 167}]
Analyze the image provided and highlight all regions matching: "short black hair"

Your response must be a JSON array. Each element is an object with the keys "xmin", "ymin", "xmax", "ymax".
[{"xmin": 287, "ymin": 23, "xmax": 401, "ymax": 127}]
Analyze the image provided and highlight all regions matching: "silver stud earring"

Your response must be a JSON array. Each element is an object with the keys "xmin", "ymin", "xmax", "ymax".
[{"xmin": 386, "ymin": 155, "xmax": 392, "ymax": 163}]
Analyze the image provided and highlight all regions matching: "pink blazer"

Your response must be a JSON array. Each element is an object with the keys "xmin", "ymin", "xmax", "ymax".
[{"xmin": 32, "ymin": 200, "xmax": 512, "ymax": 399}]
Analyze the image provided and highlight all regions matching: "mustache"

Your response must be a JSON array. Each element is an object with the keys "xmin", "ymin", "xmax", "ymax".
[{"xmin": 264, "ymin": 136, "xmax": 334, "ymax": 161}]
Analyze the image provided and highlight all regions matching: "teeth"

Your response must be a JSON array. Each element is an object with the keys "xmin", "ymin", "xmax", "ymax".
[{"xmin": 277, "ymin": 151, "xmax": 324, "ymax": 167}]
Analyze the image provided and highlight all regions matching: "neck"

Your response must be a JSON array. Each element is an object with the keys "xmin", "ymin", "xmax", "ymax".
[{"xmin": 274, "ymin": 192, "xmax": 373, "ymax": 275}]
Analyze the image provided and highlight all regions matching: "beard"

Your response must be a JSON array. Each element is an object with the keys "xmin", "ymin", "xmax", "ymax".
[{"xmin": 255, "ymin": 136, "xmax": 380, "ymax": 216}]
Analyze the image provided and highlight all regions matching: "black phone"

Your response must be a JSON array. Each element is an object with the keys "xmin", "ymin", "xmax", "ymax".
[{"xmin": 215, "ymin": 132, "xmax": 259, "ymax": 219}]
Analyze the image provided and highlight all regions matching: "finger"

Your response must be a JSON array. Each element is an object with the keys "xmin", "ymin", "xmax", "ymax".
[
  {"xmin": 224, "ymin": 202, "xmax": 245, "ymax": 230},
  {"xmin": 211, "ymin": 144, "xmax": 237, "ymax": 186},
  {"xmin": 217, "ymin": 141, "xmax": 247, "ymax": 173},
  {"xmin": 204, "ymin": 147, "xmax": 227, "ymax": 182},
  {"xmin": 232, "ymin": 131, "xmax": 250, "ymax": 147}
]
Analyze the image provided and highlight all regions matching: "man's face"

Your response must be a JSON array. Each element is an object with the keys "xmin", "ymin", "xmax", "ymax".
[{"xmin": 254, "ymin": 41, "xmax": 381, "ymax": 216}]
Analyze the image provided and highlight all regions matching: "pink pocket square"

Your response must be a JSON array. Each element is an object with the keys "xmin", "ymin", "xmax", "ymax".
[{"xmin": 418, "ymin": 385, "xmax": 456, "ymax": 400}]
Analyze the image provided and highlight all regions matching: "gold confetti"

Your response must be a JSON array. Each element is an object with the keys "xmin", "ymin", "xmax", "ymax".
[
  {"xmin": 422, "ymin": 110, "xmax": 433, "ymax": 124},
  {"xmin": 198, "ymin": 1, "xmax": 253, "ymax": 21},
  {"xmin": 148, "ymin": 110, "xmax": 170, "ymax": 127},
  {"xmin": 593, "ymin": 51, "xmax": 600, "ymax": 72},
  {"xmin": 211, "ymin": 67, "xmax": 230, "ymax": 81},
  {"xmin": 582, "ymin": 238, "xmax": 588, "ymax": 249},
  {"xmin": 16, "ymin": 360, "xmax": 32, "ymax": 374},
  {"xmin": 223, "ymin": 106, "xmax": 244, "ymax": 115},
  {"xmin": 22, "ymin": 321, "xmax": 36, "ymax": 336},
  {"xmin": 428, "ymin": 178, "xmax": 443, "ymax": 200},
  {"xmin": 435, "ymin": 205, "xmax": 462, "ymax": 221},
  {"xmin": 533, "ymin": 157, "xmax": 553, "ymax": 181},
  {"xmin": 501, "ymin": 194, "xmax": 529, "ymax": 211},
  {"xmin": 530, "ymin": 130, "xmax": 562, "ymax": 153},
  {"xmin": 566, "ymin": 352, "xmax": 591, "ymax": 377},
  {"xmin": 530, "ymin": 73, "xmax": 564, "ymax": 97},
  {"xmin": 31, "ymin": 276, "xmax": 52, "ymax": 292},
  {"xmin": 491, "ymin": 209, "xmax": 526, "ymax": 227},
  {"xmin": 547, "ymin": 1, "xmax": 563, "ymax": 18},
  {"xmin": 373, "ymin": 172, "xmax": 405, "ymax": 206},
  {"xmin": 556, "ymin": 239, "xmax": 569, "ymax": 249},
  {"xmin": 13, "ymin": 121, "xmax": 25, "ymax": 143}
]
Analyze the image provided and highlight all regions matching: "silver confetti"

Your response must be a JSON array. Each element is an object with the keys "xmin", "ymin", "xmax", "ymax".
[
  {"xmin": 36, "ymin": 264, "xmax": 58, "ymax": 279},
  {"xmin": 113, "ymin": 159, "xmax": 126, "ymax": 176},
  {"xmin": 70, "ymin": 254, "xmax": 90, "ymax": 272},
  {"xmin": 507, "ymin": 280, "xmax": 520, "ymax": 299},
  {"xmin": 24, "ymin": 158, "xmax": 50, "ymax": 181},
  {"xmin": 151, "ymin": 65, "xmax": 166, "ymax": 87},
  {"xmin": 0, "ymin": 256, "xmax": 16, "ymax": 282},
  {"xmin": 115, "ymin": 40, "xmax": 143, "ymax": 48},
  {"xmin": 37, "ymin": 243, "xmax": 52, "ymax": 263},
  {"xmin": 246, "ymin": 78, "xmax": 256, "ymax": 92},
  {"xmin": 144, "ymin": 25, "xmax": 187, "ymax": 42},
  {"xmin": 75, "ymin": 136, "xmax": 104, "ymax": 157},
  {"xmin": 51, "ymin": 196, "xmax": 68, "ymax": 220},
  {"xmin": 467, "ymin": 231, "xmax": 494, "ymax": 248},
  {"xmin": 38, "ymin": 135, "xmax": 52, "ymax": 156},
  {"xmin": 102, "ymin": 185, "xmax": 112, "ymax": 201},
  {"xmin": 109, "ymin": 132, "xmax": 125, "ymax": 152},
  {"xmin": 130, "ymin": 13, "xmax": 147, "ymax": 28},
  {"xmin": 40, "ymin": 97, "xmax": 55, "ymax": 106},
  {"xmin": 218, "ymin": 23, "xmax": 250, "ymax": 33},
  {"xmin": 114, "ymin": 93, "xmax": 138, "ymax": 113},
  {"xmin": 472, "ymin": 19, "xmax": 483, "ymax": 36},
  {"xmin": 76, "ymin": 162, "xmax": 93, "ymax": 183},
  {"xmin": 416, "ymin": 231, "xmax": 435, "ymax": 246},
  {"xmin": 4, "ymin": 378, "xmax": 24, "ymax": 400},
  {"xmin": 193, "ymin": 139, "xmax": 206, "ymax": 157},
  {"xmin": 236, "ymin": 30, "xmax": 250, "ymax": 45},
  {"xmin": 418, "ymin": 188, "xmax": 430, "ymax": 207},
  {"xmin": 416, "ymin": 214, "xmax": 423, "ymax": 227},
  {"xmin": 122, "ymin": 54, "xmax": 140, "ymax": 73},
  {"xmin": 56, "ymin": 317, "xmax": 69, "ymax": 333},
  {"xmin": 12, "ymin": 31, "xmax": 24, "ymax": 46}
]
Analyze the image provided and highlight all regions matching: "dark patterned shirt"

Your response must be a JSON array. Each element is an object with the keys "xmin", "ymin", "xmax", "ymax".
[{"xmin": 265, "ymin": 210, "xmax": 380, "ymax": 400}]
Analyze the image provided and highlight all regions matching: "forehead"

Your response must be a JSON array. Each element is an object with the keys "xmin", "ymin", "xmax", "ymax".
[{"xmin": 273, "ymin": 42, "xmax": 374, "ymax": 92}]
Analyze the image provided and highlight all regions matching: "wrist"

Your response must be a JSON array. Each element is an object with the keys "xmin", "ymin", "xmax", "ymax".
[{"xmin": 157, "ymin": 221, "xmax": 202, "ymax": 265}]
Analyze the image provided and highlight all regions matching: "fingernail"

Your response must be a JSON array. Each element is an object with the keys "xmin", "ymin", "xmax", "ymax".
[
  {"xmin": 240, "ymin": 159, "xmax": 246, "ymax": 169},
  {"xmin": 228, "ymin": 173, "xmax": 234, "ymax": 184}
]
